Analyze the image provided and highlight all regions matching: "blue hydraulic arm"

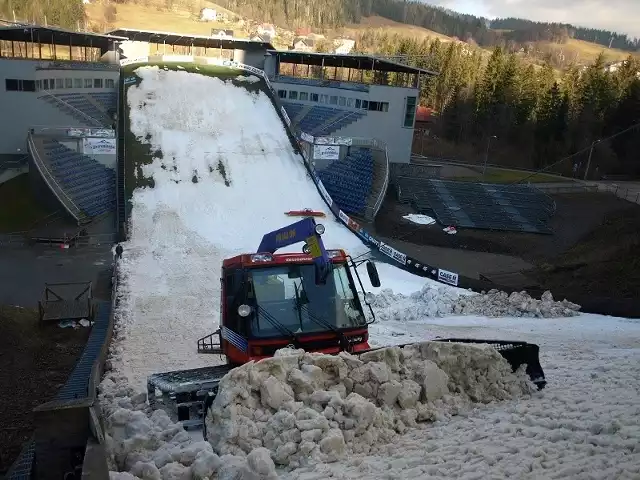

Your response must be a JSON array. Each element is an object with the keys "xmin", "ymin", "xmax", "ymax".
[{"xmin": 257, "ymin": 217, "xmax": 331, "ymax": 284}]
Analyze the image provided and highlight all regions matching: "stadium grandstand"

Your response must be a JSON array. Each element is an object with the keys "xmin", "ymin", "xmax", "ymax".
[{"xmin": 0, "ymin": 23, "xmax": 124, "ymax": 226}]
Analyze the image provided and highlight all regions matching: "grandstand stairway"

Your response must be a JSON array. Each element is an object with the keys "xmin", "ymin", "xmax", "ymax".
[
  {"xmin": 38, "ymin": 92, "xmax": 114, "ymax": 127},
  {"xmin": 30, "ymin": 136, "xmax": 116, "ymax": 224},
  {"xmin": 282, "ymin": 102, "xmax": 364, "ymax": 137}
]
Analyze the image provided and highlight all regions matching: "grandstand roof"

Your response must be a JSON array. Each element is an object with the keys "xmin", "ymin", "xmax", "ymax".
[
  {"xmin": 0, "ymin": 23, "xmax": 127, "ymax": 49},
  {"xmin": 108, "ymin": 28, "xmax": 274, "ymax": 51},
  {"xmin": 268, "ymin": 50, "xmax": 437, "ymax": 76}
]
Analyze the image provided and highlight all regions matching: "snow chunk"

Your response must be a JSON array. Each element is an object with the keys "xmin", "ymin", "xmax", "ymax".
[
  {"xmin": 370, "ymin": 285, "xmax": 580, "ymax": 319},
  {"xmin": 206, "ymin": 341, "xmax": 533, "ymax": 465}
]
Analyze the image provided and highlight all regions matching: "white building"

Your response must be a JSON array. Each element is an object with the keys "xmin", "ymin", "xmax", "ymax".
[{"xmin": 333, "ymin": 39, "xmax": 355, "ymax": 54}]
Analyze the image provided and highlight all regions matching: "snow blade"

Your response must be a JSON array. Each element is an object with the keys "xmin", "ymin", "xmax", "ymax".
[
  {"xmin": 285, "ymin": 209, "xmax": 326, "ymax": 217},
  {"xmin": 434, "ymin": 338, "xmax": 546, "ymax": 390}
]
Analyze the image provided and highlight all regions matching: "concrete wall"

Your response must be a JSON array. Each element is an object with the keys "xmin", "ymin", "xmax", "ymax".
[
  {"xmin": 0, "ymin": 59, "xmax": 119, "ymax": 155},
  {"xmin": 234, "ymin": 49, "xmax": 267, "ymax": 69},
  {"xmin": 271, "ymin": 80, "xmax": 417, "ymax": 163}
]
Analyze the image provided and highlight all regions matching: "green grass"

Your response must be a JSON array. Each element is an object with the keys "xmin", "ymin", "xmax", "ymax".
[
  {"xmin": 452, "ymin": 168, "xmax": 569, "ymax": 184},
  {"xmin": 0, "ymin": 174, "xmax": 58, "ymax": 233}
]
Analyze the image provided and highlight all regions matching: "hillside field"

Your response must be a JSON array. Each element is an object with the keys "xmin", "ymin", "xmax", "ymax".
[{"xmin": 85, "ymin": 1, "xmax": 635, "ymax": 68}]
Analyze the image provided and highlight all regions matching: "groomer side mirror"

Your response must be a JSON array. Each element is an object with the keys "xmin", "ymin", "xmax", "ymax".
[{"xmin": 366, "ymin": 261, "xmax": 380, "ymax": 288}]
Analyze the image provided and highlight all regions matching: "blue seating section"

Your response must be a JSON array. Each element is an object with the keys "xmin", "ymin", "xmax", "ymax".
[
  {"xmin": 42, "ymin": 139, "xmax": 115, "ymax": 218},
  {"xmin": 282, "ymin": 102, "xmax": 304, "ymax": 122},
  {"xmin": 52, "ymin": 93, "xmax": 110, "ymax": 123},
  {"xmin": 318, "ymin": 148, "xmax": 374, "ymax": 215},
  {"xmin": 285, "ymin": 103, "xmax": 364, "ymax": 136},
  {"xmin": 89, "ymin": 92, "xmax": 117, "ymax": 112}
]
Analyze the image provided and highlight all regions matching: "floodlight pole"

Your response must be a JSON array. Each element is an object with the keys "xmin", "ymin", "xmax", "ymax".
[
  {"xmin": 583, "ymin": 139, "xmax": 600, "ymax": 180},
  {"xmin": 483, "ymin": 135, "xmax": 497, "ymax": 178}
]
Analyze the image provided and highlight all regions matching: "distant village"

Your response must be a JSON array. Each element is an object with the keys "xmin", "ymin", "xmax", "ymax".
[{"xmin": 199, "ymin": 7, "xmax": 356, "ymax": 54}]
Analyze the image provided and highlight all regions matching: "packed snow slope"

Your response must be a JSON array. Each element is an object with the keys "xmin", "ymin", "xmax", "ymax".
[
  {"xmin": 102, "ymin": 64, "xmax": 640, "ymax": 480},
  {"xmin": 114, "ymin": 65, "xmax": 436, "ymax": 390}
]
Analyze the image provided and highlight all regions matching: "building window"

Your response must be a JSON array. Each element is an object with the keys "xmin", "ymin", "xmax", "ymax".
[
  {"xmin": 346, "ymin": 98, "xmax": 354, "ymax": 108},
  {"xmin": 338, "ymin": 96, "xmax": 346, "ymax": 106},
  {"xmin": 288, "ymin": 90, "xmax": 298, "ymax": 100},
  {"xmin": 49, "ymin": 78, "xmax": 55, "ymax": 89},
  {"xmin": 36, "ymin": 80, "xmax": 41, "ymax": 90},
  {"xmin": 74, "ymin": 78, "xmax": 83, "ymax": 88},
  {"xmin": 329, "ymin": 95, "xmax": 338, "ymax": 105},
  {"xmin": 355, "ymin": 99, "xmax": 361, "ymax": 109},
  {"xmin": 403, "ymin": 96, "xmax": 417, "ymax": 127},
  {"xmin": 43, "ymin": 79, "xmax": 49, "ymax": 90},
  {"xmin": 106, "ymin": 78, "xmax": 115, "ymax": 89},
  {"xmin": 367, "ymin": 101, "xmax": 390, "ymax": 112},
  {"xmin": 319, "ymin": 94, "xmax": 328, "ymax": 104},
  {"xmin": 310, "ymin": 93, "xmax": 319, "ymax": 102},
  {"xmin": 299, "ymin": 91, "xmax": 308, "ymax": 101},
  {"xmin": 5, "ymin": 79, "xmax": 36, "ymax": 92},
  {"xmin": 361, "ymin": 100, "xmax": 369, "ymax": 110},
  {"xmin": 65, "ymin": 78, "xmax": 73, "ymax": 88},
  {"xmin": 55, "ymin": 78, "xmax": 64, "ymax": 89},
  {"xmin": 94, "ymin": 78, "xmax": 103, "ymax": 88},
  {"xmin": 84, "ymin": 78, "xmax": 93, "ymax": 88},
  {"xmin": 277, "ymin": 89, "xmax": 286, "ymax": 98}
]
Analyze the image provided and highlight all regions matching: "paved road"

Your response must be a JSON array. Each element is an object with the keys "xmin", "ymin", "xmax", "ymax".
[{"xmin": 0, "ymin": 245, "xmax": 114, "ymax": 307}]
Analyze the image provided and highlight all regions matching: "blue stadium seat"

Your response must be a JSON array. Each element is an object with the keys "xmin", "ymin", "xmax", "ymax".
[
  {"xmin": 292, "ymin": 105, "xmax": 365, "ymax": 136},
  {"xmin": 317, "ymin": 148, "xmax": 374, "ymax": 216},
  {"xmin": 41, "ymin": 139, "xmax": 116, "ymax": 218}
]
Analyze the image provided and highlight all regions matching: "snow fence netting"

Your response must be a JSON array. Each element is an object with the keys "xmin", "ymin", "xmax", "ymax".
[{"xmin": 205, "ymin": 341, "xmax": 536, "ymax": 468}]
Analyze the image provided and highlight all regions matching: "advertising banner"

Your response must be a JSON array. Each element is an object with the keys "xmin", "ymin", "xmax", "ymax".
[
  {"xmin": 83, "ymin": 137, "xmax": 116, "ymax": 155},
  {"xmin": 315, "ymin": 136, "xmax": 352, "ymax": 146},
  {"xmin": 313, "ymin": 144, "xmax": 340, "ymax": 160}
]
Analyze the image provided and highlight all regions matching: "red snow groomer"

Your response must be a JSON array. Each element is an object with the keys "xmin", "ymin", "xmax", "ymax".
[{"xmin": 146, "ymin": 217, "xmax": 546, "ymax": 430}]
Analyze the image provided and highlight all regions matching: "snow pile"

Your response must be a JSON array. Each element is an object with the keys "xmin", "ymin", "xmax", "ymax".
[
  {"xmin": 100, "ymin": 372, "xmax": 280, "ymax": 480},
  {"xmin": 370, "ymin": 285, "xmax": 580, "ymax": 319},
  {"xmin": 402, "ymin": 214, "xmax": 436, "ymax": 225},
  {"xmin": 205, "ymin": 341, "xmax": 534, "ymax": 468},
  {"xmin": 235, "ymin": 74, "xmax": 262, "ymax": 83}
]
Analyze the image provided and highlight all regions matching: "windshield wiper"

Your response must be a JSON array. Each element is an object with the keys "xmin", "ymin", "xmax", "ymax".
[{"xmin": 255, "ymin": 305, "xmax": 300, "ymax": 347}]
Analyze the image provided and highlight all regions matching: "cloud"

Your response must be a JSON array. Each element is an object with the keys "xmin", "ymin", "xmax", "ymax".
[{"xmin": 428, "ymin": 0, "xmax": 640, "ymax": 38}]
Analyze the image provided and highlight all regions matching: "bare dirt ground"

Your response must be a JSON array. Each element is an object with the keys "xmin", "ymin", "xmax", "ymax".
[
  {"xmin": 0, "ymin": 306, "xmax": 90, "ymax": 475},
  {"xmin": 370, "ymin": 191, "xmax": 640, "ymax": 299}
]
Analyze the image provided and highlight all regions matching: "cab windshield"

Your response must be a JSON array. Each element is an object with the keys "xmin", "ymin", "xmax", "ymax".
[{"xmin": 247, "ymin": 263, "xmax": 366, "ymax": 338}]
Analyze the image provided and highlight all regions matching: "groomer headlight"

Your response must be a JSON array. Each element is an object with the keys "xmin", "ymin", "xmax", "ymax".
[
  {"xmin": 314, "ymin": 224, "xmax": 326, "ymax": 235},
  {"xmin": 238, "ymin": 304, "xmax": 252, "ymax": 317}
]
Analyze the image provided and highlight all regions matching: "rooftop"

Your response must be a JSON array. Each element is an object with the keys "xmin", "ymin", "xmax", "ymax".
[
  {"xmin": 0, "ymin": 22, "xmax": 127, "ymax": 50},
  {"xmin": 108, "ymin": 28, "xmax": 274, "ymax": 51},
  {"xmin": 268, "ymin": 50, "xmax": 438, "ymax": 76}
]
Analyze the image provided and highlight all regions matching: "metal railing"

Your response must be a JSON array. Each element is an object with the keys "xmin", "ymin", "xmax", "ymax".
[
  {"xmin": 30, "ymin": 125, "xmax": 115, "ymax": 137},
  {"xmin": 593, "ymin": 183, "xmax": 640, "ymax": 205},
  {"xmin": 27, "ymin": 133, "xmax": 87, "ymax": 225}
]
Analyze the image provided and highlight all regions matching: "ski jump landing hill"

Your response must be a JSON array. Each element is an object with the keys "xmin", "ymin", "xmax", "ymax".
[{"xmin": 8, "ymin": 55, "xmax": 587, "ymax": 480}]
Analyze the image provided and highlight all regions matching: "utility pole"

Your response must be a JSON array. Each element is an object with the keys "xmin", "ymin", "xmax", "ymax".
[
  {"xmin": 483, "ymin": 135, "xmax": 497, "ymax": 178},
  {"xmin": 583, "ymin": 139, "xmax": 600, "ymax": 180}
]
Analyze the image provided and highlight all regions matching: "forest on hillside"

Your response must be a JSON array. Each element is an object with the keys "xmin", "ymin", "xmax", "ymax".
[
  {"xmin": 0, "ymin": 0, "xmax": 84, "ymax": 29},
  {"xmin": 354, "ymin": 32, "xmax": 640, "ymax": 177},
  {"xmin": 491, "ymin": 18, "xmax": 639, "ymax": 52},
  {"xmin": 216, "ymin": 0, "xmax": 639, "ymax": 54}
]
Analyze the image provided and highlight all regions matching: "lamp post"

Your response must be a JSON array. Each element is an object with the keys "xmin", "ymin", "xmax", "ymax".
[
  {"xmin": 483, "ymin": 135, "xmax": 497, "ymax": 178},
  {"xmin": 583, "ymin": 139, "xmax": 600, "ymax": 181}
]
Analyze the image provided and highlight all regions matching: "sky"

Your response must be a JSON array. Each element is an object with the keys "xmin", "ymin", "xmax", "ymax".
[{"xmin": 426, "ymin": 0, "xmax": 640, "ymax": 39}]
